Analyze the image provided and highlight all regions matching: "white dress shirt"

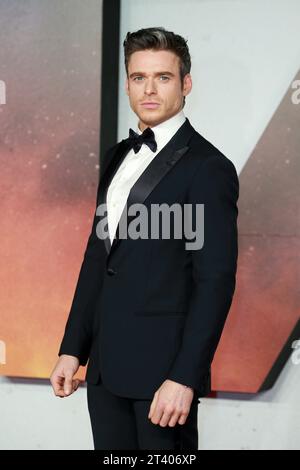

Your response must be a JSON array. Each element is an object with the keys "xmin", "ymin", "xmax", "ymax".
[{"xmin": 106, "ymin": 109, "xmax": 186, "ymax": 244}]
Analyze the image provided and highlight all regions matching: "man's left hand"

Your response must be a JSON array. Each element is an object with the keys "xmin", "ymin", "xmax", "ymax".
[{"xmin": 148, "ymin": 379, "xmax": 194, "ymax": 427}]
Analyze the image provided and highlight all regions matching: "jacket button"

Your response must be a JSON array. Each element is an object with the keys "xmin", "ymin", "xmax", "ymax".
[{"xmin": 107, "ymin": 267, "xmax": 116, "ymax": 276}]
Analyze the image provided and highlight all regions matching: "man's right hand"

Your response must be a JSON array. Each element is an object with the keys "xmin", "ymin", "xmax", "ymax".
[{"xmin": 50, "ymin": 354, "xmax": 81, "ymax": 398}]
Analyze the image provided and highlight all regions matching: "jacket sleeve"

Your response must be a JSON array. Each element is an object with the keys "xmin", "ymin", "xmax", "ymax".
[
  {"xmin": 166, "ymin": 153, "xmax": 239, "ymax": 393},
  {"xmin": 57, "ymin": 177, "xmax": 107, "ymax": 366}
]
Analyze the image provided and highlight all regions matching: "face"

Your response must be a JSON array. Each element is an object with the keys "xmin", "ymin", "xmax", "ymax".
[{"xmin": 125, "ymin": 49, "xmax": 192, "ymax": 131}]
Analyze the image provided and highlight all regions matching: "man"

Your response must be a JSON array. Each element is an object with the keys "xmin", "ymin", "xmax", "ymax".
[{"xmin": 50, "ymin": 27, "xmax": 239, "ymax": 450}]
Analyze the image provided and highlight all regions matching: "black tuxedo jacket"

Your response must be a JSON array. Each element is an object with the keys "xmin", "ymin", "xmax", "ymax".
[{"xmin": 58, "ymin": 117, "xmax": 239, "ymax": 400}]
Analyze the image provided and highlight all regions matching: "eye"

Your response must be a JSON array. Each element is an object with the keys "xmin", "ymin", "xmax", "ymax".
[{"xmin": 132, "ymin": 75, "xmax": 170, "ymax": 82}]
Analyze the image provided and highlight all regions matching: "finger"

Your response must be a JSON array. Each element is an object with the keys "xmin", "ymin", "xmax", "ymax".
[
  {"xmin": 178, "ymin": 410, "xmax": 189, "ymax": 425},
  {"xmin": 73, "ymin": 379, "xmax": 81, "ymax": 391},
  {"xmin": 151, "ymin": 404, "xmax": 164, "ymax": 425},
  {"xmin": 55, "ymin": 382, "xmax": 68, "ymax": 397},
  {"xmin": 148, "ymin": 392, "xmax": 158, "ymax": 419},
  {"xmin": 159, "ymin": 408, "xmax": 174, "ymax": 427},
  {"xmin": 63, "ymin": 371, "xmax": 74, "ymax": 395},
  {"xmin": 52, "ymin": 375, "xmax": 66, "ymax": 396},
  {"xmin": 167, "ymin": 411, "xmax": 181, "ymax": 427}
]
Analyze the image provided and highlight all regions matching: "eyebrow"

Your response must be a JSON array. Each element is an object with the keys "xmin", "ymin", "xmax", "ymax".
[{"xmin": 129, "ymin": 71, "xmax": 175, "ymax": 79}]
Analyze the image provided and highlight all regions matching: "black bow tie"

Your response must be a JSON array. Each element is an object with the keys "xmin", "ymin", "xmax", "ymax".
[{"xmin": 127, "ymin": 127, "xmax": 157, "ymax": 154}]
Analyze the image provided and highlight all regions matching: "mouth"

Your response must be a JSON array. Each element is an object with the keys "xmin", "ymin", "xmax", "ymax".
[{"xmin": 141, "ymin": 102, "xmax": 160, "ymax": 109}]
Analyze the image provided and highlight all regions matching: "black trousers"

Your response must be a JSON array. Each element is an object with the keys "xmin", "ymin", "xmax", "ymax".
[{"xmin": 87, "ymin": 381, "xmax": 200, "ymax": 450}]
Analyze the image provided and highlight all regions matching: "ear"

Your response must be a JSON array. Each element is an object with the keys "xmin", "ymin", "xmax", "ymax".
[
  {"xmin": 125, "ymin": 77, "xmax": 129, "ymax": 96},
  {"xmin": 183, "ymin": 73, "xmax": 192, "ymax": 97}
]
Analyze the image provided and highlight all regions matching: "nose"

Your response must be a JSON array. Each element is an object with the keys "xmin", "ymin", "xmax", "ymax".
[{"xmin": 144, "ymin": 78, "xmax": 157, "ymax": 95}]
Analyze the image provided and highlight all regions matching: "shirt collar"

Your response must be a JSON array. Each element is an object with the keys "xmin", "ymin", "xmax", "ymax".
[{"xmin": 135, "ymin": 109, "xmax": 186, "ymax": 149}]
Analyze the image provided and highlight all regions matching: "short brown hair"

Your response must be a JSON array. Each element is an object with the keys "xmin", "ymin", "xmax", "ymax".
[{"xmin": 123, "ymin": 27, "xmax": 191, "ymax": 108}]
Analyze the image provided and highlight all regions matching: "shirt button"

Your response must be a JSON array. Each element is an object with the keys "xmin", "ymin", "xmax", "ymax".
[{"xmin": 107, "ymin": 267, "xmax": 117, "ymax": 276}]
